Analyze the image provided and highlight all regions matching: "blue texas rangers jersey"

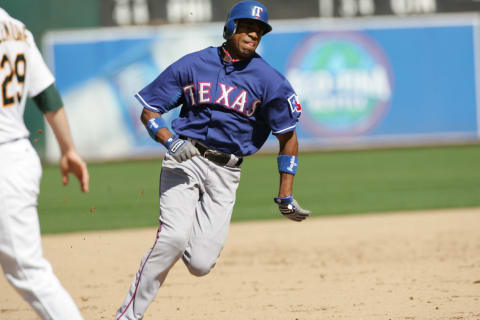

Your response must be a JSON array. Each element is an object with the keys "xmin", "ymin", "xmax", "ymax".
[{"xmin": 135, "ymin": 46, "xmax": 302, "ymax": 157}]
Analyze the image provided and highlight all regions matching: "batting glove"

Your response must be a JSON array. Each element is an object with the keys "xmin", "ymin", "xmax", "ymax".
[
  {"xmin": 274, "ymin": 195, "xmax": 311, "ymax": 222},
  {"xmin": 165, "ymin": 137, "xmax": 200, "ymax": 162}
]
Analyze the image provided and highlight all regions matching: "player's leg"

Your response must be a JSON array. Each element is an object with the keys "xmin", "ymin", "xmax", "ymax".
[
  {"xmin": 183, "ymin": 160, "xmax": 241, "ymax": 276},
  {"xmin": 116, "ymin": 155, "xmax": 203, "ymax": 320},
  {"xmin": 0, "ymin": 139, "xmax": 83, "ymax": 320}
]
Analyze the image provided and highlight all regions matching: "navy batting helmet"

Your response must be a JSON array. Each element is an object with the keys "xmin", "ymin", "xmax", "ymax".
[{"xmin": 223, "ymin": 1, "xmax": 272, "ymax": 40}]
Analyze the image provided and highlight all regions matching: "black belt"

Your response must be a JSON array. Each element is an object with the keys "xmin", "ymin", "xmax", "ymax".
[{"xmin": 180, "ymin": 135, "xmax": 243, "ymax": 168}]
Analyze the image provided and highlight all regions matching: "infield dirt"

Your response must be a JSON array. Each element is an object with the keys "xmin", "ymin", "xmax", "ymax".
[{"xmin": 1, "ymin": 207, "xmax": 479, "ymax": 320}]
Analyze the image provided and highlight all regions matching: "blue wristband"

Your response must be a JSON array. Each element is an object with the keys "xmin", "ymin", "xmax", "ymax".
[
  {"xmin": 146, "ymin": 117, "xmax": 167, "ymax": 140},
  {"xmin": 274, "ymin": 195, "xmax": 293, "ymax": 205},
  {"xmin": 164, "ymin": 136, "xmax": 176, "ymax": 149},
  {"xmin": 277, "ymin": 155, "xmax": 298, "ymax": 175}
]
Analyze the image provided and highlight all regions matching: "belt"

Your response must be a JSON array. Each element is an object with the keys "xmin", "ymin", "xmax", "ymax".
[{"xmin": 180, "ymin": 136, "xmax": 243, "ymax": 168}]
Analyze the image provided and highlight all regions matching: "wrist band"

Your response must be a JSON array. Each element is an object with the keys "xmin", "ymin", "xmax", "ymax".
[
  {"xmin": 277, "ymin": 155, "xmax": 298, "ymax": 175},
  {"xmin": 164, "ymin": 136, "xmax": 176, "ymax": 149},
  {"xmin": 146, "ymin": 117, "xmax": 167, "ymax": 140},
  {"xmin": 274, "ymin": 195, "xmax": 293, "ymax": 204}
]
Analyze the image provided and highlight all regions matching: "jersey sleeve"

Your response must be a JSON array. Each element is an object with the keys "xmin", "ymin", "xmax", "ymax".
[
  {"xmin": 26, "ymin": 30, "xmax": 55, "ymax": 98},
  {"xmin": 134, "ymin": 61, "xmax": 184, "ymax": 114},
  {"xmin": 264, "ymin": 79, "xmax": 302, "ymax": 135}
]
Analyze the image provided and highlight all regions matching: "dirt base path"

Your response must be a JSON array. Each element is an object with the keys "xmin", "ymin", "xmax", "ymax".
[{"xmin": 1, "ymin": 208, "xmax": 479, "ymax": 320}]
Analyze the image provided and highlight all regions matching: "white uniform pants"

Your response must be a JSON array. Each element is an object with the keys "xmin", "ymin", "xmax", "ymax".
[
  {"xmin": 116, "ymin": 154, "xmax": 241, "ymax": 320},
  {"xmin": 0, "ymin": 138, "xmax": 83, "ymax": 320}
]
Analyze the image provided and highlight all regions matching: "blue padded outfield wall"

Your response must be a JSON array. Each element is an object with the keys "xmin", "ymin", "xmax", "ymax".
[{"xmin": 43, "ymin": 14, "xmax": 480, "ymax": 161}]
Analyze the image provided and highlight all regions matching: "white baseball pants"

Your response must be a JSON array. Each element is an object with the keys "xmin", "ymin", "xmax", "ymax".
[
  {"xmin": 116, "ymin": 153, "xmax": 241, "ymax": 320},
  {"xmin": 0, "ymin": 138, "xmax": 83, "ymax": 320}
]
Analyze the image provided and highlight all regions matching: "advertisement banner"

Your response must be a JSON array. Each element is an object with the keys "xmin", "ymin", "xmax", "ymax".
[
  {"xmin": 44, "ymin": 14, "xmax": 480, "ymax": 161},
  {"xmin": 265, "ymin": 16, "xmax": 479, "ymax": 149}
]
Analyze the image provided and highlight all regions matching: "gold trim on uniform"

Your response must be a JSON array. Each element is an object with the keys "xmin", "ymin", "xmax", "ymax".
[{"xmin": 0, "ymin": 21, "xmax": 27, "ymax": 43}]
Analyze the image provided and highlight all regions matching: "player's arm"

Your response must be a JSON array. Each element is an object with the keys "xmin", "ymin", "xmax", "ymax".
[
  {"xmin": 34, "ymin": 84, "xmax": 89, "ymax": 193},
  {"xmin": 276, "ymin": 130, "xmax": 298, "ymax": 197},
  {"xmin": 141, "ymin": 108, "xmax": 199, "ymax": 162},
  {"xmin": 274, "ymin": 129, "xmax": 310, "ymax": 222},
  {"xmin": 135, "ymin": 57, "xmax": 198, "ymax": 162},
  {"xmin": 140, "ymin": 108, "xmax": 173, "ymax": 145}
]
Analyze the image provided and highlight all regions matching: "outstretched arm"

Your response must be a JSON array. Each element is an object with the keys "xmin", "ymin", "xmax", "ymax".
[{"xmin": 44, "ymin": 107, "xmax": 89, "ymax": 193}]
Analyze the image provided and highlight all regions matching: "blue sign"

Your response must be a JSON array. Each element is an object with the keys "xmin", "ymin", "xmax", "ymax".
[
  {"xmin": 262, "ymin": 22, "xmax": 479, "ymax": 146},
  {"xmin": 46, "ymin": 18, "xmax": 480, "ymax": 160}
]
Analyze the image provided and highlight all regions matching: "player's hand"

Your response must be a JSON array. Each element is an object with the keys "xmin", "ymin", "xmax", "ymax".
[
  {"xmin": 167, "ymin": 138, "xmax": 200, "ymax": 162},
  {"xmin": 274, "ymin": 195, "xmax": 310, "ymax": 222},
  {"xmin": 60, "ymin": 150, "xmax": 89, "ymax": 193}
]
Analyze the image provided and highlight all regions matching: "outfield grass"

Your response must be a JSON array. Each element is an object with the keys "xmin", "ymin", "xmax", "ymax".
[{"xmin": 38, "ymin": 144, "xmax": 480, "ymax": 234}]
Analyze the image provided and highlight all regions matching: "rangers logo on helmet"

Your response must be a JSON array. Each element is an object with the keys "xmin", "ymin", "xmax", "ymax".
[{"xmin": 251, "ymin": 6, "xmax": 264, "ymax": 18}]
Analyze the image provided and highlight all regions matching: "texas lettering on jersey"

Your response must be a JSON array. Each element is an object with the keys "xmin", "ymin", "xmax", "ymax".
[
  {"xmin": 182, "ymin": 82, "xmax": 261, "ymax": 117},
  {"xmin": 136, "ymin": 46, "xmax": 301, "ymax": 156}
]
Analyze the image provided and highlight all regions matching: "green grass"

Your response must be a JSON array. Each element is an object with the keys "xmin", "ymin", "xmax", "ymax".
[{"xmin": 38, "ymin": 144, "xmax": 480, "ymax": 234}]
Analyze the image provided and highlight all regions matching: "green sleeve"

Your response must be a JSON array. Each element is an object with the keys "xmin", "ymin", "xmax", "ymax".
[{"xmin": 32, "ymin": 83, "xmax": 64, "ymax": 113}]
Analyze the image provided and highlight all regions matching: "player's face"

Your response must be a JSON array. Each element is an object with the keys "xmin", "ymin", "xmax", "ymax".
[{"xmin": 229, "ymin": 19, "xmax": 265, "ymax": 59}]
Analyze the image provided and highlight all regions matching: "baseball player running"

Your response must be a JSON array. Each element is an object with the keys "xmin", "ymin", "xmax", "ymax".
[
  {"xmin": 0, "ymin": 8, "xmax": 89, "ymax": 320},
  {"xmin": 116, "ymin": 1, "xmax": 310, "ymax": 318}
]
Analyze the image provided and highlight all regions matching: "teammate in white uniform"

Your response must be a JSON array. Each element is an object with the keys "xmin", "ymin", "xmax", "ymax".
[{"xmin": 0, "ymin": 8, "xmax": 89, "ymax": 320}]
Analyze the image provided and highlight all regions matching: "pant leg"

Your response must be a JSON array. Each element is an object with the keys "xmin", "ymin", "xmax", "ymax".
[
  {"xmin": 115, "ymin": 227, "xmax": 184, "ymax": 320},
  {"xmin": 183, "ymin": 159, "xmax": 241, "ymax": 277},
  {"xmin": 0, "ymin": 139, "xmax": 83, "ymax": 320},
  {"xmin": 116, "ymin": 156, "xmax": 203, "ymax": 320}
]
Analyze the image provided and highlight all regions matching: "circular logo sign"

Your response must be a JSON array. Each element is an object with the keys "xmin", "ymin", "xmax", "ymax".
[{"xmin": 287, "ymin": 32, "xmax": 394, "ymax": 137}]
